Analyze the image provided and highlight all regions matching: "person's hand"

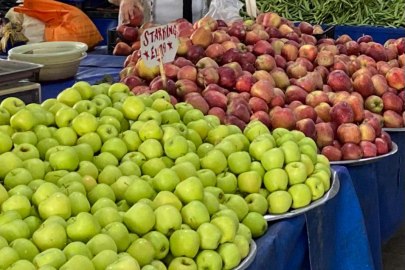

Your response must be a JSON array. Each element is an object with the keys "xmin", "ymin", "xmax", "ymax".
[{"xmin": 120, "ymin": 0, "xmax": 143, "ymax": 25}]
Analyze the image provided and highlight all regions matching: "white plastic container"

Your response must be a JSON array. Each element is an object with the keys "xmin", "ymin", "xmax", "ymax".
[
  {"xmin": 8, "ymin": 42, "xmax": 88, "ymax": 64},
  {"xmin": 36, "ymin": 53, "xmax": 87, "ymax": 82}
]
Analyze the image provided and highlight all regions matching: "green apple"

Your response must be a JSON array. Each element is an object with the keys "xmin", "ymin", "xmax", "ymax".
[
  {"xmin": 120, "ymin": 130, "xmax": 142, "ymax": 151},
  {"xmin": 175, "ymin": 152, "xmax": 201, "ymax": 170},
  {"xmin": 72, "ymin": 143, "xmax": 94, "ymax": 162},
  {"xmin": 88, "ymin": 184, "xmax": 116, "ymax": 205},
  {"xmin": 202, "ymin": 191, "xmax": 220, "ymax": 215},
  {"xmin": 181, "ymin": 201, "xmax": 210, "ymax": 229},
  {"xmin": 72, "ymin": 112, "xmax": 99, "ymax": 136},
  {"xmin": 44, "ymin": 169, "xmax": 69, "ymax": 184},
  {"xmin": 56, "ymin": 171, "xmax": 82, "ymax": 187},
  {"xmin": 12, "ymin": 143, "xmax": 40, "ymax": 161},
  {"xmin": 10, "ymin": 109, "xmax": 35, "ymax": 131},
  {"xmin": 228, "ymin": 151, "xmax": 251, "ymax": 174},
  {"xmin": 205, "ymin": 115, "xmax": 220, "ymax": 127},
  {"xmin": 137, "ymin": 94, "xmax": 153, "ymax": 107},
  {"xmin": 285, "ymin": 162, "xmax": 307, "ymax": 185},
  {"xmin": 49, "ymin": 102, "xmax": 69, "ymax": 116},
  {"xmin": 33, "ymin": 248, "xmax": 67, "ymax": 269},
  {"xmin": 316, "ymin": 154, "xmax": 330, "ymax": 167},
  {"xmin": 72, "ymin": 81, "xmax": 94, "ymax": 100},
  {"xmin": 139, "ymin": 109, "xmax": 162, "ymax": 125},
  {"xmin": 92, "ymin": 250, "xmax": 118, "ymax": 270},
  {"xmin": 36, "ymin": 138, "xmax": 59, "ymax": 160},
  {"xmin": 76, "ymin": 133, "xmax": 101, "ymax": 154},
  {"xmin": 76, "ymin": 161, "xmax": 98, "ymax": 179},
  {"xmin": 288, "ymin": 184, "xmax": 312, "ymax": 209},
  {"xmin": 0, "ymin": 152, "xmax": 23, "ymax": 179},
  {"xmin": 138, "ymin": 139, "xmax": 163, "ymax": 160},
  {"xmin": 261, "ymin": 148, "xmax": 284, "ymax": 171},
  {"xmin": 122, "ymin": 96, "xmax": 145, "ymax": 120},
  {"xmin": 314, "ymin": 163, "xmax": 331, "ymax": 177},
  {"xmin": 141, "ymin": 158, "xmax": 166, "ymax": 177},
  {"xmin": 0, "ymin": 184, "xmax": 9, "ymax": 207},
  {"xmin": 108, "ymin": 83, "xmax": 129, "ymax": 97},
  {"xmin": 154, "ymin": 204, "xmax": 182, "ymax": 236},
  {"xmin": 175, "ymin": 102, "xmax": 194, "ymax": 119},
  {"xmin": 233, "ymin": 235, "xmax": 249, "ymax": 259},
  {"xmin": 38, "ymin": 192, "xmax": 71, "ymax": 220},
  {"xmin": 139, "ymin": 120, "xmax": 163, "ymax": 141},
  {"xmin": 49, "ymin": 147, "xmax": 79, "ymax": 171},
  {"xmin": 33, "ymin": 222, "xmax": 67, "ymax": 251},
  {"xmin": 106, "ymin": 254, "xmax": 141, "ymax": 270},
  {"xmin": 196, "ymin": 250, "xmax": 222, "ymax": 270},
  {"xmin": 249, "ymin": 136, "xmax": 274, "ymax": 161},
  {"xmin": 242, "ymin": 212, "xmax": 267, "ymax": 237},
  {"xmin": 110, "ymin": 176, "xmax": 134, "ymax": 201},
  {"xmin": 174, "ymin": 176, "xmax": 204, "ymax": 204},
  {"xmin": 93, "ymin": 152, "xmax": 119, "ymax": 171},
  {"xmin": 92, "ymin": 98, "xmax": 108, "ymax": 115},
  {"xmin": 130, "ymin": 120, "xmax": 145, "ymax": 133},
  {"xmin": 11, "ymin": 131, "xmax": 36, "ymax": 146},
  {"xmin": 124, "ymin": 202, "xmax": 155, "ymax": 235},
  {"xmin": 118, "ymin": 161, "xmax": 141, "ymax": 177},
  {"xmin": 0, "ymin": 247, "xmax": 20, "ymax": 269},
  {"xmin": 187, "ymin": 119, "xmax": 211, "ymax": 141},
  {"xmin": 276, "ymin": 133, "xmax": 296, "ymax": 147},
  {"xmin": 171, "ymin": 162, "xmax": 197, "ymax": 182},
  {"xmin": 186, "ymin": 129, "xmax": 202, "ymax": 149},
  {"xmin": 116, "ymin": 199, "xmax": 130, "ymax": 212},
  {"xmin": 53, "ymin": 127, "xmax": 77, "ymax": 146},
  {"xmin": 87, "ymin": 234, "xmax": 117, "ymax": 257},
  {"xmin": 305, "ymin": 177, "xmax": 325, "ymax": 201},
  {"xmin": 94, "ymin": 207, "xmax": 122, "ymax": 228},
  {"xmin": 224, "ymin": 134, "xmax": 248, "ymax": 152},
  {"xmin": 0, "ymin": 218, "xmax": 30, "ymax": 242},
  {"xmin": 169, "ymin": 229, "xmax": 200, "ymax": 258},
  {"xmin": 150, "ymin": 90, "xmax": 170, "ymax": 102},
  {"xmin": 183, "ymin": 109, "xmax": 205, "ymax": 125},
  {"xmin": 55, "ymin": 107, "xmax": 78, "ymax": 128},
  {"xmin": 196, "ymin": 169, "xmax": 216, "ymax": 187},
  {"xmin": 153, "ymin": 168, "xmax": 180, "ymax": 192},
  {"xmin": 1, "ymin": 194, "xmax": 31, "ymax": 218},
  {"xmin": 41, "ymin": 98, "xmax": 57, "ymax": 110},
  {"xmin": 249, "ymin": 162, "xmax": 265, "ymax": 179},
  {"xmin": 8, "ymin": 185, "xmax": 33, "ymax": 200},
  {"xmin": 161, "ymin": 126, "xmax": 180, "ymax": 145},
  {"xmin": 210, "ymin": 215, "xmax": 237, "ymax": 243},
  {"xmin": 124, "ymin": 179, "xmax": 154, "ymax": 205},
  {"xmin": 0, "ymin": 132, "xmax": 12, "ymax": 154},
  {"xmin": 164, "ymin": 135, "xmax": 188, "ymax": 159},
  {"xmin": 4, "ymin": 168, "xmax": 33, "ymax": 189},
  {"xmin": 57, "ymin": 88, "xmax": 82, "ymax": 107},
  {"xmin": 60, "ymin": 254, "xmax": 94, "ymax": 270},
  {"xmin": 151, "ymin": 99, "xmax": 173, "ymax": 112},
  {"xmin": 300, "ymin": 154, "xmax": 314, "ymax": 176},
  {"xmin": 22, "ymin": 158, "xmax": 44, "ymax": 180},
  {"xmin": 245, "ymin": 193, "xmax": 268, "ymax": 215},
  {"xmin": 263, "ymin": 168, "xmax": 288, "ymax": 192},
  {"xmin": 68, "ymin": 190, "xmax": 90, "ymax": 214},
  {"xmin": 10, "ymin": 238, "xmax": 39, "ymax": 261},
  {"xmin": 126, "ymin": 238, "xmax": 155, "ymax": 267},
  {"xmin": 197, "ymin": 143, "xmax": 214, "ymax": 158},
  {"xmin": 204, "ymin": 187, "xmax": 225, "ymax": 204},
  {"xmin": 6, "ymin": 259, "xmax": 36, "ymax": 270},
  {"xmin": 91, "ymin": 198, "xmax": 117, "ymax": 214},
  {"xmin": 168, "ymin": 257, "xmax": 196, "ymax": 270},
  {"xmin": 217, "ymin": 243, "xmax": 241, "ymax": 269},
  {"xmin": 94, "ymin": 94, "xmax": 112, "ymax": 107},
  {"xmin": 225, "ymin": 195, "xmax": 249, "ymax": 222},
  {"xmin": 236, "ymin": 223, "xmax": 252, "ymax": 244},
  {"xmin": 63, "ymin": 241, "xmax": 93, "ymax": 260},
  {"xmin": 1, "ymin": 97, "xmax": 25, "ymax": 115},
  {"xmin": 73, "ymin": 100, "xmax": 97, "ymax": 116},
  {"xmin": 97, "ymin": 124, "xmax": 119, "ymax": 143},
  {"xmin": 237, "ymin": 171, "xmax": 262, "ymax": 194},
  {"xmin": 0, "ymin": 210, "xmax": 21, "ymax": 227},
  {"xmin": 200, "ymin": 150, "xmax": 227, "ymax": 175},
  {"xmin": 142, "ymin": 231, "xmax": 169, "ymax": 260},
  {"xmin": 23, "ymin": 216, "xmax": 40, "ymax": 237},
  {"xmin": 0, "ymin": 107, "xmax": 10, "ymax": 126},
  {"xmin": 32, "ymin": 182, "xmax": 59, "ymax": 206},
  {"xmin": 197, "ymin": 222, "xmax": 222, "ymax": 250},
  {"xmin": 206, "ymin": 125, "xmax": 229, "ymax": 145},
  {"xmin": 280, "ymin": 141, "xmax": 301, "ymax": 164},
  {"xmin": 98, "ymin": 165, "xmax": 122, "ymax": 185},
  {"xmin": 102, "ymin": 222, "xmax": 130, "ymax": 253},
  {"xmin": 0, "ymin": 125, "xmax": 14, "ymax": 137},
  {"xmin": 151, "ymin": 191, "xmax": 182, "ymax": 211},
  {"xmin": 100, "ymin": 107, "xmax": 124, "ymax": 122},
  {"xmin": 310, "ymin": 170, "xmax": 330, "ymax": 191},
  {"xmin": 244, "ymin": 121, "xmax": 270, "ymax": 142}
]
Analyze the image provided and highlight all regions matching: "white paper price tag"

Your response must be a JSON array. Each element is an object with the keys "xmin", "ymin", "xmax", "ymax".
[{"xmin": 140, "ymin": 24, "xmax": 179, "ymax": 68}]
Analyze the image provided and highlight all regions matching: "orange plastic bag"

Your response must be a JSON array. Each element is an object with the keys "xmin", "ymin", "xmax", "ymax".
[{"xmin": 15, "ymin": 0, "xmax": 103, "ymax": 48}]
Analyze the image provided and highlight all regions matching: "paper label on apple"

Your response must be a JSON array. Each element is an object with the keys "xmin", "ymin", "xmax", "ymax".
[{"xmin": 141, "ymin": 24, "xmax": 179, "ymax": 68}]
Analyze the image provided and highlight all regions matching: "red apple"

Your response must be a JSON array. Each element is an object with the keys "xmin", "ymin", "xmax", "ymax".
[
  {"xmin": 337, "ymin": 123, "xmax": 361, "ymax": 144},
  {"xmin": 315, "ymin": 123, "xmax": 334, "ymax": 148},
  {"xmin": 322, "ymin": 146, "xmax": 342, "ymax": 161},
  {"xmin": 360, "ymin": 141, "xmax": 377, "ymax": 158},
  {"xmin": 375, "ymin": 138, "xmax": 389, "ymax": 155},
  {"xmin": 331, "ymin": 101, "xmax": 354, "ymax": 125},
  {"xmin": 382, "ymin": 92, "xmax": 404, "ymax": 114},
  {"xmin": 315, "ymin": 102, "xmax": 332, "ymax": 122},
  {"xmin": 341, "ymin": 143, "xmax": 363, "ymax": 160},
  {"xmin": 383, "ymin": 110, "xmax": 404, "ymax": 128},
  {"xmin": 327, "ymin": 70, "xmax": 352, "ymax": 92}
]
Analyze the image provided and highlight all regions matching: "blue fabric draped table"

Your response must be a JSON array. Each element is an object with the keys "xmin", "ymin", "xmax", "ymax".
[{"xmin": 35, "ymin": 54, "xmax": 404, "ymax": 270}]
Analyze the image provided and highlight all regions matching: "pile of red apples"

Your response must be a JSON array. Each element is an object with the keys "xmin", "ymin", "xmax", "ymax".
[{"xmin": 118, "ymin": 12, "xmax": 405, "ymax": 161}]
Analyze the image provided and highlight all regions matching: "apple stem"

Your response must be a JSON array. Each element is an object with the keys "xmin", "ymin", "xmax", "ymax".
[{"xmin": 158, "ymin": 48, "xmax": 168, "ymax": 90}]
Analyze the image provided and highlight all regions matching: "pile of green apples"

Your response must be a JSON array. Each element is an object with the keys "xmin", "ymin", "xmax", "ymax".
[{"xmin": 0, "ymin": 81, "xmax": 331, "ymax": 270}]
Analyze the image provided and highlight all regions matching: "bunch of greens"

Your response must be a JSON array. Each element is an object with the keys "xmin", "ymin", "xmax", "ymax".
[{"xmin": 240, "ymin": 0, "xmax": 405, "ymax": 28}]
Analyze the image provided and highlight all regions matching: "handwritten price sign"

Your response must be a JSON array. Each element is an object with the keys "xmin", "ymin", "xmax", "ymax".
[{"xmin": 140, "ymin": 24, "xmax": 179, "ymax": 68}]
